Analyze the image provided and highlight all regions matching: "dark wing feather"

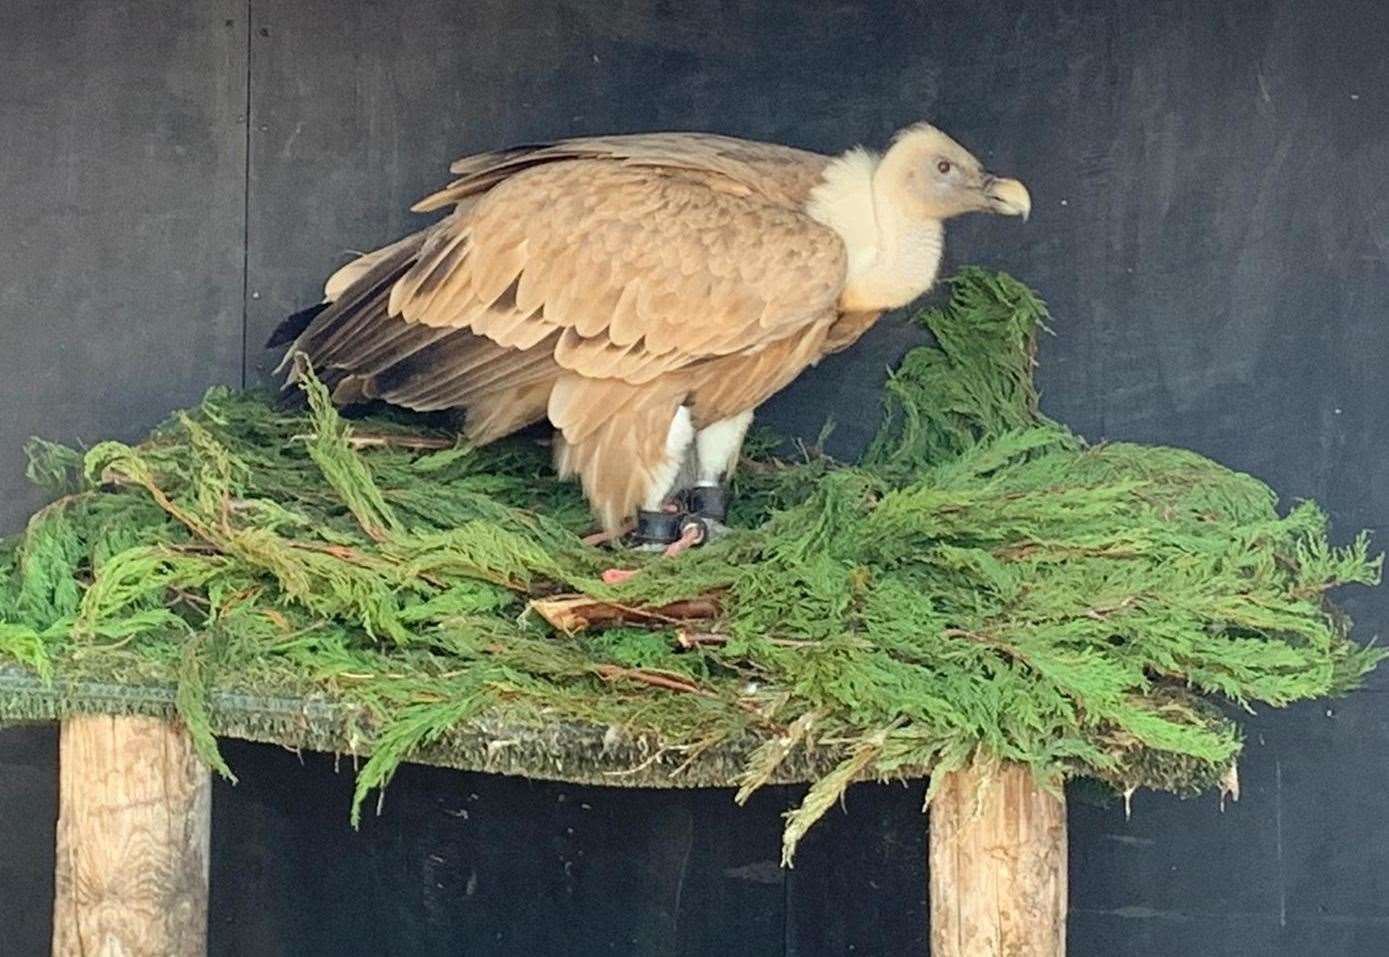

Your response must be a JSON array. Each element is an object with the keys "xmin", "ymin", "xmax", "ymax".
[{"xmin": 265, "ymin": 302, "xmax": 328, "ymax": 348}]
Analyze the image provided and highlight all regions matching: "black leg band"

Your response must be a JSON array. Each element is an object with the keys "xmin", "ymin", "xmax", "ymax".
[
  {"xmin": 687, "ymin": 485, "xmax": 728, "ymax": 522},
  {"xmin": 633, "ymin": 508, "xmax": 684, "ymax": 545}
]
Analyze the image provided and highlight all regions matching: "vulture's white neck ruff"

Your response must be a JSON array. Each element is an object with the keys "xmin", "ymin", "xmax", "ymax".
[{"xmin": 806, "ymin": 148, "xmax": 944, "ymax": 313}]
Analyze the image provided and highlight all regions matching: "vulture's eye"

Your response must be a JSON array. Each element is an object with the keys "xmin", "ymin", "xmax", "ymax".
[{"xmin": 936, "ymin": 160, "xmax": 952, "ymax": 175}]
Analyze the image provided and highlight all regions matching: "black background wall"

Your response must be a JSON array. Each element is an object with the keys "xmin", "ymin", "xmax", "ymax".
[{"xmin": 2, "ymin": 1, "xmax": 1386, "ymax": 954}]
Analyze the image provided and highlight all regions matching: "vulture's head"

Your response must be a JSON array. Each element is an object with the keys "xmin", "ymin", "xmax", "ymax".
[{"xmin": 879, "ymin": 123, "xmax": 1031, "ymax": 223}]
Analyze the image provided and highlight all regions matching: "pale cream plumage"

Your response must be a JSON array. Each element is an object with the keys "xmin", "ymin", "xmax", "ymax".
[{"xmin": 273, "ymin": 125, "xmax": 1030, "ymax": 531}]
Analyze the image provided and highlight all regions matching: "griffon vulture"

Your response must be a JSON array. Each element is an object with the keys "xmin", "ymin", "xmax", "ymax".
[{"xmin": 270, "ymin": 124, "xmax": 1030, "ymax": 548}]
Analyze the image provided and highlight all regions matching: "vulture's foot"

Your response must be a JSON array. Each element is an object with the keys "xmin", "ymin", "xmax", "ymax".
[
  {"xmin": 599, "ymin": 500, "xmax": 726, "ymax": 583},
  {"xmin": 665, "ymin": 484, "xmax": 733, "ymax": 552},
  {"xmin": 660, "ymin": 517, "xmax": 709, "ymax": 559},
  {"xmin": 678, "ymin": 484, "xmax": 732, "ymax": 544}
]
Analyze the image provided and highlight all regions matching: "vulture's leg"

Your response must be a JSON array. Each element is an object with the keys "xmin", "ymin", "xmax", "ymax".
[
  {"xmin": 631, "ymin": 407, "xmax": 697, "ymax": 549},
  {"xmin": 602, "ymin": 407, "xmax": 698, "ymax": 583},
  {"xmin": 647, "ymin": 410, "xmax": 754, "ymax": 565},
  {"xmin": 687, "ymin": 410, "xmax": 754, "ymax": 534}
]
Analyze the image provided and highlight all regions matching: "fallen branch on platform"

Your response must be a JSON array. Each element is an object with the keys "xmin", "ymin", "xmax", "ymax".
[{"xmin": 529, "ymin": 594, "xmax": 721, "ymax": 633}]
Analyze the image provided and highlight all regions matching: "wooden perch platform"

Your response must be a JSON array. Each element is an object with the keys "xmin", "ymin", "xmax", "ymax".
[{"xmin": 38, "ymin": 713, "xmax": 1068, "ymax": 957}]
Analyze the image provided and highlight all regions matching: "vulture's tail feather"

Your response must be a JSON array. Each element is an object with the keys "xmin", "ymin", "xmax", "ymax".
[
  {"xmin": 268, "ymin": 236, "xmax": 427, "ymax": 382},
  {"xmin": 292, "ymin": 244, "xmax": 423, "ymax": 357},
  {"xmin": 267, "ymin": 227, "xmax": 556, "ymax": 444},
  {"xmin": 265, "ymin": 301, "xmax": 329, "ymax": 349}
]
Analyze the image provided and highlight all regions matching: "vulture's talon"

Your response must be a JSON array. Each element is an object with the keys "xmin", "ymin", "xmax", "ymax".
[
  {"xmin": 662, "ymin": 519, "xmax": 708, "ymax": 559},
  {"xmin": 696, "ymin": 517, "xmax": 732, "ymax": 542}
]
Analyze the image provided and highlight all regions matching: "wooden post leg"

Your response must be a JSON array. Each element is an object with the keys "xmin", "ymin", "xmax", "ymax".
[
  {"xmin": 929, "ymin": 762, "xmax": 1067, "ymax": 957},
  {"xmin": 52, "ymin": 715, "xmax": 211, "ymax": 957}
]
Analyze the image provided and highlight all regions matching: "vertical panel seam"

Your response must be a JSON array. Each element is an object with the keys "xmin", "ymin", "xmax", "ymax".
[
  {"xmin": 239, "ymin": 0, "xmax": 253, "ymax": 388},
  {"xmin": 1275, "ymin": 759, "xmax": 1286, "ymax": 928}
]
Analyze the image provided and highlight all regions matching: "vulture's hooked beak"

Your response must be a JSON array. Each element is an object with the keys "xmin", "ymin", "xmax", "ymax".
[{"xmin": 981, "ymin": 175, "xmax": 1032, "ymax": 221}]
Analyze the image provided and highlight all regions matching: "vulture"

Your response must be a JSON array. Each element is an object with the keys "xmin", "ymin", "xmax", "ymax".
[{"xmin": 269, "ymin": 124, "xmax": 1030, "ymax": 550}]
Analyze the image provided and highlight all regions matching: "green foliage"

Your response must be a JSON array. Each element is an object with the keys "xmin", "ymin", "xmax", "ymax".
[{"xmin": 0, "ymin": 267, "xmax": 1380, "ymax": 862}]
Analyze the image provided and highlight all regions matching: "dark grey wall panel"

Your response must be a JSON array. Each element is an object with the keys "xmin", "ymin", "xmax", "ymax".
[
  {"xmin": 209, "ymin": 741, "xmax": 788, "ymax": 957},
  {"xmin": 0, "ymin": 724, "xmax": 56, "ymax": 955},
  {"xmin": 2, "ymin": 1, "xmax": 1388, "ymax": 954},
  {"xmin": 786, "ymin": 783, "xmax": 930, "ymax": 955},
  {"xmin": 0, "ymin": 3, "xmax": 249, "ymax": 949},
  {"xmin": 1066, "ymin": 695, "xmax": 1389, "ymax": 955},
  {"xmin": 1036, "ymin": 1, "xmax": 1389, "ymax": 534},
  {"xmin": 240, "ymin": 0, "xmax": 1041, "ymax": 401},
  {"xmin": 0, "ymin": 0, "xmax": 248, "ymax": 532}
]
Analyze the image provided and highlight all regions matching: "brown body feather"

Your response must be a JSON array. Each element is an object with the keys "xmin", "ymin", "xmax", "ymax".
[{"xmin": 275, "ymin": 133, "xmax": 905, "ymax": 530}]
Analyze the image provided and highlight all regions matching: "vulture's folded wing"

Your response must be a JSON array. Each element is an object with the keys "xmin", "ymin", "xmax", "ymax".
[
  {"xmin": 392, "ymin": 159, "xmax": 848, "ymax": 387},
  {"xmin": 413, "ymin": 132, "xmax": 832, "ymax": 213},
  {"xmin": 281, "ymin": 133, "xmax": 847, "ymax": 454}
]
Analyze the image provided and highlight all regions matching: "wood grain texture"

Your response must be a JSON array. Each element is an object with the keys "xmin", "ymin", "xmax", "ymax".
[
  {"xmin": 929, "ymin": 764, "xmax": 1067, "ymax": 957},
  {"xmin": 53, "ymin": 716, "xmax": 210, "ymax": 957}
]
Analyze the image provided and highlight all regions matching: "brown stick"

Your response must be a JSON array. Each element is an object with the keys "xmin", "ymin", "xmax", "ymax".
[
  {"xmin": 53, "ymin": 715, "xmax": 211, "ymax": 957},
  {"xmin": 674, "ymin": 629, "xmax": 838, "ymax": 650},
  {"xmin": 593, "ymin": 664, "xmax": 717, "ymax": 697},
  {"xmin": 676, "ymin": 629, "xmax": 733, "ymax": 649},
  {"xmin": 528, "ymin": 593, "xmax": 721, "ymax": 633},
  {"xmin": 289, "ymin": 431, "xmax": 457, "ymax": 450},
  {"xmin": 929, "ymin": 762, "xmax": 1067, "ymax": 956},
  {"xmin": 347, "ymin": 432, "xmax": 456, "ymax": 450},
  {"xmin": 590, "ymin": 665, "xmax": 782, "ymax": 732}
]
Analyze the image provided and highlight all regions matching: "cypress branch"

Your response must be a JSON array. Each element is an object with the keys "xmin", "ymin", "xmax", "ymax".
[{"xmin": 0, "ymin": 267, "xmax": 1379, "ymax": 861}]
